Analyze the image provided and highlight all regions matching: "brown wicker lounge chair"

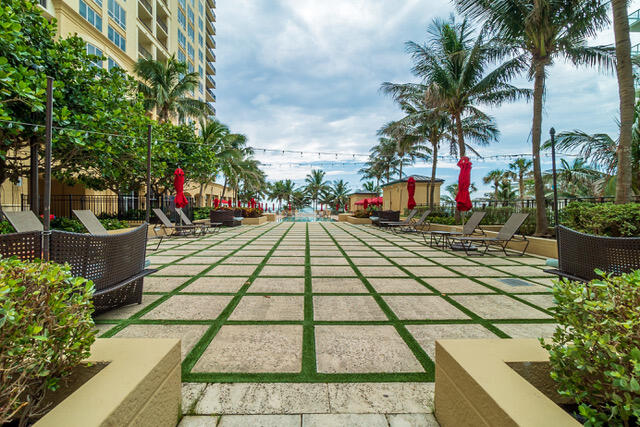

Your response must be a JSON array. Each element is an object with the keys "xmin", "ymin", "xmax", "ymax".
[
  {"xmin": 448, "ymin": 213, "xmax": 530, "ymax": 256},
  {"xmin": 175, "ymin": 208, "xmax": 222, "ymax": 234},
  {"xmin": 73, "ymin": 210, "xmax": 109, "ymax": 235},
  {"xmin": 370, "ymin": 210, "xmax": 400, "ymax": 227},
  {"xmin": 424, "ymin": 211, "xmax": 486, "ymax": 248},
  {"xmin": 152, "ymin": 208, "xmax": 201, "ymax": 250},
  {"xmin": 544, "ymin": 225, "xmax": 640, "ymax": 282},
  {"xmin": 3, "ymin": 211, "xmax": 43, "ymax": 232},
  {"xmin": 379, "ymin": 209, "xmax": 417, "ymax": 229}
]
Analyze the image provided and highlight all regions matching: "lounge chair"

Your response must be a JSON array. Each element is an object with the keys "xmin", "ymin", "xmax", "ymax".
[
  {"xmin": 3, "ymin": 211, "xmax": 43, "ymax": 232},
  {"xmin": 393, "ymin": 209, "xmax": 432, "ymax": 234},
  {"xmin": 175, "ymin": 207, "xmax": 222, "ymax": 234},
  {"xmin": 379, "ymin": 209, "xmax": 418, "ymax": 230},
  {"xmin": 73, "ymin": 210, "xmax": 109, "ymax": 235},
  {"xmin": 448, "ymin": 213, "xmax": 530, "ymax": 256},
  {"xmin": 424, "ymin": 211, "xmax": 486, "ymax": 248},
  {"xmin": 152, "ymin": 208, "xmax": 201, "ymax": 250}
]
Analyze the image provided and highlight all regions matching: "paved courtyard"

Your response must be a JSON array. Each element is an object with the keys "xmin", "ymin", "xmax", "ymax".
[{"xmin": 94, "ymin": 221, "xmax": 557, "ymax": 425}]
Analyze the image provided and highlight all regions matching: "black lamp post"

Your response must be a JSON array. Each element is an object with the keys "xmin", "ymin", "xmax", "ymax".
[{"xmin": 550, "ymin": 127, "xmax": 559, "ymax": 229}]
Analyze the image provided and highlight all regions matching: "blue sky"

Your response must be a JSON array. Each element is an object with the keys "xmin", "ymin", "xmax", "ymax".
[{"xmin": 214, "ymin": 0, "xmax": 637, "ymax": 196}]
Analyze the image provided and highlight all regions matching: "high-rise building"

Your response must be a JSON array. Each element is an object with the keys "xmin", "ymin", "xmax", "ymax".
[{"xmin": 37, "ymin": 0, "xmax": 216, "ymax": 115}]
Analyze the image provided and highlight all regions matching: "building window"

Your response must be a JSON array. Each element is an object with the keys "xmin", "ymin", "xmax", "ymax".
[
  {"xmin": 178, "ymin": 0, "xmax": 185, "ymax": 10},
  {"xmin": 108, "ymin": 0, "xmax": 126, "ymax": 30},
  {"xmin": 198, "ymin": 17, "xmax": 203, "ymax": 32},
  {"xmin": 199, "ymin": 82, "xmax": 203, "ymax": 93},
  {"xmin": 177, "ymin": 50, "xmax": 186, "ymax": 63},
  {"xmin": 188, "ymin": 62, "xmax": 194, "ymax": 73},
  {"xmin": 108, "ymin": 25, "xmax": 126, "ymax": 51},
  {"xmin": 178, "ymin": 30, "xmax": 186, "ymax": 48},
  {"xmin": 198, "ymin": 33, "xmax": 203, "ymax": 47},
  {"xmin": 79, "ymin": 0, "xmax": 102, "ymax": 31},
  {"xmin": 198, "ymin": 0, "xmax": 203, "ymax": 15},
  {"xmin": 187, "ymin": 43, "xmax": 194, "ymax": 59},
  {"xmin": 187, "ymin": 6, "xmax": 194, "ymax": 23},
  {"xmin": 188, "ymin": 24, "xmax": 194, "ymax": 41},
  {"xmin": 86, "ymin": 43, "xmax": 103, "ymax": 68},
  {"xmin": 108, "ymin": 57, "xmax": 120, "ymax": 71},
  {"xmin": 198, "ymin": 49, "xmax": 203, "ymax": 63},
  {"xmin": 177, "ymin": 9, "xmax": 186, "ymax": 29}
]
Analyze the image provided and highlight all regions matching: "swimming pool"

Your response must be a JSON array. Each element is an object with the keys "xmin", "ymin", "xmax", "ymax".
[{"xmin": 279, "ymin": 216, "xmax": 335, "ymax": 222}]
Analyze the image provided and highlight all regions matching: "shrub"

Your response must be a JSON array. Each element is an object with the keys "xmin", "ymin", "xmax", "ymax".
[
  {"xmin": 561, "ymin": 202, "xmax": 640, "ymax": 237},
  {"xmin": 542, "ymin": 270, "xmax": 640, "ymax": 426},
  {"xmin": 0, "ymin": 257, "xmax": 96, "ymax": 424},
  {"xmin": 241, "ymin": 208, "xmax": 263, "ymax": 218},
  {"xmin": 0, "ymin": 220, "xmax": 15, "ymax": 234},
  {"xmin": 193, "ymin": 207, "xmax": 213, "ymax": 220},
  {"xmin": 353, "ymin": 210, "xmax": 370, "ymax": 218}
]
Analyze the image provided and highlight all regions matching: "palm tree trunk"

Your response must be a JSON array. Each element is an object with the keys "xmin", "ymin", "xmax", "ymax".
[
  {"xmin": 455, "ymin": 112, "xmax": 465, "ymax": 158},
  {"xmin": 429, "ymin": 143, "xmax": 438, "ymax": 209},
  {"xmin": 519, "ymin": 173, "xmax": 525, "ymax": 209},
  {"xmin": 198, "ymin": 183, "xmax": 204, "ymax": 207},
  {"xmin": 612, "ymin": 0, "xmax": 634, "ymax": 203},
  {"xmin": 531, "ymin": 61, "xmax": 549, "ymax": 235},
  {"xmin": 399, "ymin": 156, "xmax": 404, "ymax": 179},
  {"xmin": 221, "ymin": 176, "xmax": 227, "ymax": 201}
]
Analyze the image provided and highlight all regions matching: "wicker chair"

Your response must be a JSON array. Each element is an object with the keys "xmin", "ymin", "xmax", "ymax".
[
  {"xmin": 0, "ymin": 224, "xmax": 155, "ymax": 315},
  {"xmin": 371, "ymin": 210, "xmax": 400, "ymax": 227},
  {"xmin": 544, "ymin": 225, "xmax": 640, "ymax": 282}
]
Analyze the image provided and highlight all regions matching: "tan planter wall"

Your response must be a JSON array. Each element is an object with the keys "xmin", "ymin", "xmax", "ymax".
[
  {"xmin": 338, "ymin": 213, "xmax": 351, "ymax": 222},
  {"xmin": 242, "ymin": 216, "xmax": 267, "ymax": 225},
  {"xmin": 346, "ymin": 216, "xmax": 372, "ymax": 225},
  {"xmin": 428, "ymin": 224, "xmax": 557, "ymax": 258},
  {"xmin": 265, "ymin": 213, "xmax": 277, "ymax": 222},
  {"xmin": 435, "ymin": 339, "xmax": 579, "ymax": 427},
  {"xmin": 36, "ymin": 338, "xmax": 181, "ymax": 427}
]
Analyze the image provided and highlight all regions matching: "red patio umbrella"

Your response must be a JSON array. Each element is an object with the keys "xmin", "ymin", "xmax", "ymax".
[
  {"xmin": 336, "ymin": 202, "xmax": 340, "ymax": 212},
  {"xmin": 407, "ymin": 177, "xmax": 416, "ymax": 210},
  {"xmin": 455, "ymin": 156, "xmax": 473, "ymax": 212},
  {"xmin": 214, "ymin": 198, "xmax": 219, "ymax": 208},
  {"xmin": 250, "ymin": 198, "xmax": 256, "ymax": 209},
  {"xmin": 363, "ymin": 198, "xmax": 369, "ymax": 210},
  {"xmin": 173, "ymin": 168, "xmax": 189, "ymax": 208}
]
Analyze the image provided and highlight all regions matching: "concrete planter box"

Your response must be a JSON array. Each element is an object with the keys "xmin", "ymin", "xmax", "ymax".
[
  {"xmin": 265, "ymin": 213, "xmax": 277, "ymax": 222},
  {"xmin": 346, "ymin": 216, "xmax": 372, "ymax": 225},
  {"xmin": 36, "ymin": 338, "xmax": 181, "ymax": 427},
  {"xmin": 242, "ymin": 216, "xmax": 267, "ymax": 225},
  {"xmin": 428, "ymin": 224, "xmax": 558, "ymax": 258},
  {"xmin": 435, "ymin": 339, "xmax": 579, "ymax": 427},
  {"xmin": 338, "ymin": 213, "xmax": 351, "ymax": 222}
]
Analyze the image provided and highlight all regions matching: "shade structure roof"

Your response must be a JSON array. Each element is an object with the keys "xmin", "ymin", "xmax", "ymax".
[
  {"xmin": 355, "ymin": 197, "xmax": 383, "ymax": 205},
  {"xmin": 381, "ymin": 175, "xmax": 444, "ymax": 188}
]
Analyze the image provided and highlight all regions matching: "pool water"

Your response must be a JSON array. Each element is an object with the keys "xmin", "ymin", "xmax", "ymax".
[{"xmin": 279, "ymin": 216, "xmax": 335, "ymax": 222}]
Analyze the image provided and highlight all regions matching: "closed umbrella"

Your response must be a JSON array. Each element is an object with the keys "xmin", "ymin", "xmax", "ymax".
[
  {"xmin": 173, "ymin": 168, "xmax": 189, "ymax": 208},
  {"xmin": 214, "ymin": 198, "xmax": 219, "ymax": 208},
  {"xmin": 407, "ymin": 177, "xmax": 416, "ymax": 210},
  {"xmin": 455, "ymin": 156, "xmax": 473, "ymax": 212},
  {"xmin": 363, "ymin": 198, "xmax": 368, "ymax": 210}
]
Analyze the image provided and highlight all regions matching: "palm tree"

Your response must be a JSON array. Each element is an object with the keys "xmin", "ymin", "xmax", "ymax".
[
  {"xmin": 304, "ymin": 169, "xmax": 329, "ymax": 211},
  {"xmin": 506, "ymin": 158, "xmax": 533, "ymax": 202},
  {"xmin": 442, "ymin": 183, "xmax": 478, "ymax": 202},
  {"xmin": 268, "ymin": 181, "xmax": 286, "ymax": 210},
  {"xmin": 483, "ymin": 169, "xmax": 506, "ymax": 201},
  {"xmin": 497, "ymin": 180, "xmax": 518, "ymax": 205},
  {"xmin": 456, "ymin": 0, "xmax": 614, "ymax": 234},
  {"xmin": 385, "ymin": 16, "xmax": 529, "ymax": 159},
  {"xmin": 362, "ymin": 180, "xmax": 381, "ymax": 195},
  {"xmin": 326, "ymin": 179, "xmax": 352, "ymax": 211},
  {"xmin": 377, "ymin": 119, "xmax": 431, "ymax": 179},
  {"xmin": 134, "ymin": 55, "xmax": 211, "ymax": 123},
  {"xmin": 215, "ymin": 132, "xmax": 251, "ymax": 203},
  {"xmin": 544, "ymin": 158, "xmax": 604, "ymax": 198},
  {"xmin": 360, "ymin": 138, "xmax": 400, "ymax": 185}
]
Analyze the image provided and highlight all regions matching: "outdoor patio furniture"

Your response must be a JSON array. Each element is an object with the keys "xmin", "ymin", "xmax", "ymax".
[
  {"xmin": 176, "ymin": 207, "xmax": 222, "ymax": 234},
  {"xmin": 448, "ymin": 213, "xmax": 530, "ymax": 256},
  {"xmin": 0, "ymin": 224, "xmax": 155, "ymax": 315},
  {"xmin": 152, "ymin": 208, "xmax": 201, "ymax": 250},
  {"xmin": 396, "ymin": 209, "xmax": 432, "ymax": 234},
  {"xmin": 210, "ymin": 209, "xmax": 242, "ymax": 227},
  {"xmin": 380, "ymin": 209, "xmax": 417, "ymax": 229},
  {"xmin": 544, "ymin": 225, "xmax": 640, "ymax": 282},
  {"xmin": 3, "ymin": 211, "xmax": 44, "ymax": 232},
  {"xmin": 73, "ymin": 210, "xmax": 109, "ymax": 235},
  {"xmin": 424, "ymin": 211, "xmax": 486, "ymax": 248},
  {"xmin": 371, "ymin": 210, "xmax": 400, "ymax": 227}
]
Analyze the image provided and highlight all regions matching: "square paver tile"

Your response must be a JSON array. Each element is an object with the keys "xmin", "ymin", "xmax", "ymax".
[
  {"xmin": 449, "ymin": 266, "xmax": 508, "ymax": 277},
  {"xmin": 357, "ymin": 266, "xmax": 408, "ymax": 278},
  {"xmin": 192, "ymin": 325, "xmax": 302, "ymax": 373},
  {"xmin": 312, "ymin": 278, "xmax": 368, "ymax": 293},
  {"xmin": 389, "ymin": 258, "xmax": 435, "ymax": 266},
  {"xmin": 260, "ymin": 265, "xmax": 305, "ymax": 276},
  {"xmin": 405, "ymin": 266, "xmax": 459, "ymax": 277},
  {"xmin": 177, "ymin": 416, "xmax": 219, "ymax": 426},
  {"xmin": 388, "ymin": 414, "xmax": 439, "ymax": 427},
  {"xmin": 351, "ymin": 257, "xmax": 392, "ymax": 266},
  {"xmin": 249, "ymin": 278, "xmax": 305, "ymax": 293},
  {"xmin": 311, "ymin": 266, "xmax": 356, "ymax": 277},
  {"xmin": 229, "ymin": 296, "xmax": 304, "ymax": 320},
  {"xmin": 310, "ymin": 257, "xmax": 350, "ymax": 265},
  {"xmin": 181, "ymin": 383, "xmax": 207, "ymax": 415},
  {"xmin": 175, "ymin": 257, "xmax": 221, "ymax": 265},
  {"xmin": 147, "ymin": 255, "xmax": 182, "ymax": 264},
  {"xmin": 478, "ymin": 278, "xmax": 552, "ymax": 293},
  {"xmin": 406, "ymin": 324, "xmax": 497, "ymax": 359},
  {"xmin": 368, "ymin": 279, "xmax": 432, "ymax": 293},
  {"xmin": 95, "ymin": 294, "xmax": 161, "ymax": 320},
  {"xmin": 383, "ymin": 296, "xmax": 469, "ymax": 320},
  {"xmin": 451, "ymin": 295, "xmax": 552, "ymax": 319},
  {"xmin": 182, "ymin": 277, "xmax": 249, "ymax": 293},
  {"xmin": 303, "ymin": 414, "xmax": 387, "ymax": 427},
  {"xmin": 315, "ymin": 325, "xmax": 423, "ymax": 373},
  {"xmin": 155, "ymin": 264, "xmax": 209, "ymax": 276},
  {"xmin": 496, "ymin": 323, "xmax": 558, "ymax": 339},
  {"xmin": 267, "ymin": 257, "xmax": 306, "ymax": 265},
  {"xmin": 114, "ymin": 324, "xmax": 209, "ymax": 360},
  {"xmin": 218, "ymin": 415, "xmax": 300, "ymax": 427},
  {"xmin": 314, "ymin": 296, "xmax": 388, "ymax": 321},
  {"xmin": 144, "ymin": 276, "xmax": 190, "ymax": 292},
  {"xmin": 494, "ymin": 266, "xmax": 552, "ymax": 277},
  {"xmin": 517, "ymin": 294, "xmax": 556, "ymax": 310},
  {"xmin": 206, "ymin": 264, "xmax": 257, "ymax": 276},
  {"xmin": 429, "ymin": 257, "xmax": 478, "ymax": 266},
  {"xmin": 327, "ymin": 382, "xmax": 435, "ymax": 414},
  {"xmin": 423, "ymin": 278, "xmax": 494, "ymax": 294},
  {"xmin": 143, "ymin": 295, "xmax": 233, "ymax": 320},
  {"xmin": 223, "ymin": 257, "xmax": 265, "ymax": 265}
]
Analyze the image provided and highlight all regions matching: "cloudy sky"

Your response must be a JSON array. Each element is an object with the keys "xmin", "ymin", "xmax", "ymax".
[{"xmin": 214, "ymin": 0, "xmax": 638, "ymax": 196}]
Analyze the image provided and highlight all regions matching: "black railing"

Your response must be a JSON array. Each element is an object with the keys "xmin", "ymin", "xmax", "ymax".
[{"xmin": 20, "ymin": 194, "xmax": 195, "ymax": 221}]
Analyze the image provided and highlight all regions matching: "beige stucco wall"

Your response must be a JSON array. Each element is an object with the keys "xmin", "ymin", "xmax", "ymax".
[
  {"xmin": 348, "ymin": 193, "xmax": 378, "ymax": 212},
  {"xmin": 382, "ymin": 181, "xmax": 442, "ymax": 211}
]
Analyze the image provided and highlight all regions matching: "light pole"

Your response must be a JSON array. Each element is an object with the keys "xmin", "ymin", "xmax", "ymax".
[{"xmin": 550, "ymin": 127, "xmax": 559, "ymax": 229}]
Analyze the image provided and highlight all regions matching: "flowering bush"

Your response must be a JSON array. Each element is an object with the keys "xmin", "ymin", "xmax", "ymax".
[
  {"xmin": 0, "ymin": 257, "xmax": 96, "ymax": 424},
  {"xmin": 543, "ymin": 270, "xmax": 640, "ymax": 426},
  {"xmin": 241, "ymin": 208, "xmax": 263, "ymax": 218}
]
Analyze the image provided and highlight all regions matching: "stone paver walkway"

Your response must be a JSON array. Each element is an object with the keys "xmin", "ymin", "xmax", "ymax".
[{"xmin": 94, "ymin": 222, "xmax": 557, "ymax": 425}]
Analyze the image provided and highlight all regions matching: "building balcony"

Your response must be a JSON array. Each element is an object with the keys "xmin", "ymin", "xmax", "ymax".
[
  {"xmin": 206, "ymin": 0, "xmax": 215, "ymax": 8},
  {"xmin": 207, "ymin": 102, "xmax": 216, "ymax": 115},
  {"xmin": 208, "ymin": 8, "xmax": 216, "ymax": 21},
  {"xmin": 157, "ymin": 19, "xmax": 168, "ymax": 35},
  {"xmin": 138, "ymin": 0, "xmax": 152, "ymax": 15},
  {"xmin": 207, "ymin": 89, "xmax": 216, "ymax": 101},
  {"xmin": 206, "ymin": 75, "xmax": 215, "ymax": 88},
  {"xmin": 206, "ymin": 62, "xmax": 216, "ymax": 74},
  {"xmin": 630, "ymin": 9, "xmax": 640, "ymax": 32},
  {"xmin": 207, "ymin": 20, "xmax": 216, "ymax": 35},
  {"xmin": 207, "ymin": 35, "xmax": 216, "ymax": 49},
  {"xmin": 138, "ymin": 44, "xmax": 152, "ymax": 60},
  {"xmin": 206, "ymin": 47, "xmax": 215, "ymax": 60}
]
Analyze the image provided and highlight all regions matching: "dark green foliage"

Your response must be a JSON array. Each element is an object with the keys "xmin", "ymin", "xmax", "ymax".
[
  {"xmin": 0, "ymin": 218, "xmax": 129, "ymax": 234},
  {"xmin": 561, "ymin": 202, "xmax": 640, "ymax": 237},
  {"xmin": 0, "ymin": 257, "xmax": 96, "ymax": 424},
  {"xmin": 193, "ymin": 207, "xmax": 213, "ymax": 220},
  {"xmin": 543, "ymin": 271, "xmax": 640, "ymax": 426},
  {"xmin": 353, "ymin": 210, "xmax": 371, "ymax": 219}
]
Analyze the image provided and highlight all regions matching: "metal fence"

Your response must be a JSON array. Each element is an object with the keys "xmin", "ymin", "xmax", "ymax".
[{"xmin": 19, "ymin": 194, "xmax": 195, "ymax": 221}]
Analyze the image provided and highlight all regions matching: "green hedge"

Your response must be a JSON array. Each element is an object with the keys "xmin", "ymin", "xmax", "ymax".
[{"xmin": 561, "ymin": 202, "xmax": 640, "ymax": 237}]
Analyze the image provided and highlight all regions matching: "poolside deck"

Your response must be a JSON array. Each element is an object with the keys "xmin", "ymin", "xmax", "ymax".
[{"xmin": 95, "ymin": 222, "xmax": 556, "ymax": 425}]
